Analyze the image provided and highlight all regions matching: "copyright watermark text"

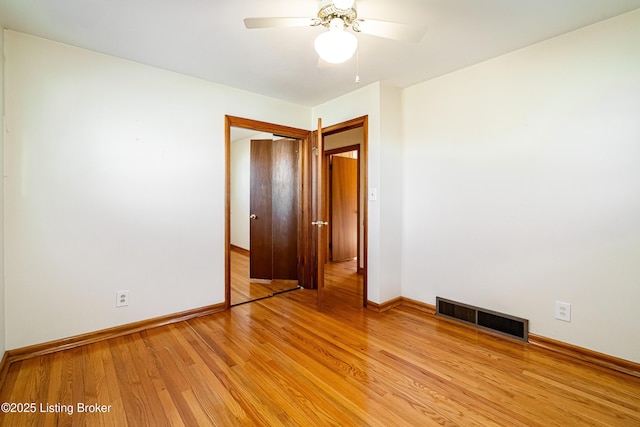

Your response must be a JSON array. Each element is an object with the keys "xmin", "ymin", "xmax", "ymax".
[{"xmin": 1, "ymin": 402, "xmax": 112, "ymax": 415}]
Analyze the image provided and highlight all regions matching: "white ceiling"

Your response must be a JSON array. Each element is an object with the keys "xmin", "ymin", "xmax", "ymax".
[{"xmin": 1, "ymin": 0, "xmax": 640, "ymax": 106}]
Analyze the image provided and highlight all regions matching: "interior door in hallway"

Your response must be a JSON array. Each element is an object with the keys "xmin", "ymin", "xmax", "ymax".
[
  {"xmin": 330, "ymin": 155, "xmax": 358, "ymax": 262},
  {"xmin": 250, "ymin": 138, "xmax": 299, "ymax": 280}
]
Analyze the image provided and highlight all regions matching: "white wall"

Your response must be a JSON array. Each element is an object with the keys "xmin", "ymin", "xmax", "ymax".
[
  {"xmin": 401, "ymin": 10, "xmax": 640, "ymax": 362},
  {"xmin": 4, "ymin": 31, "xmax": 310, "ymax": 349},
  {"xmin": 230, "ymin": 136, "xmax": 250, "ymax": 249},
  {"xmin": 378, "ymin": 84, "xmax": 403, "ymax": 302},
  {"xmin": 313, "ymin": 82, "xmax": 404, "ymax": 304},
  {"xmin": 0, "ymin": 28, "xmax": 6, "ymax": 358}
]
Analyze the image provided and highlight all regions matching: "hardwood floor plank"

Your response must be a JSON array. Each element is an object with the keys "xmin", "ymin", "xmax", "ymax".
[
  {"xmin": 176, "ymin": 321, "xmax": 276, "ymax": 426},
  {"xmin": 145, "ymin": 327, "xmax": 204, "ymax": 427},
  {"xmin": 180, "ymin": 389, "xmax": 215, "ymax": 427},
  {"xmin": 41, "ymin": 353, "xmax": 65, "ymax": 427},
  {"xmin": 257, "ymin": 342, "xmax": 394, "ymax": 427},
  {"xmin": 137, "ymin": 333, "xmax": 186, "ymax": 427},
  {"xmin": 241, "ymin": 360, "xmax": 332, "ymax": 426},
  {"xmin": 97, "ymin": 341, "xmax": 127, "ymax": 427},
  {"xmin": 108, "ymin": 334, "xmax": 169, "ymax": 426}
]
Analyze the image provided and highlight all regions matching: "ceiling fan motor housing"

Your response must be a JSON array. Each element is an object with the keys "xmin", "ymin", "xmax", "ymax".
[{"xmin": 317, "ymin": 0, "xmax": 358, "ymax": 28}]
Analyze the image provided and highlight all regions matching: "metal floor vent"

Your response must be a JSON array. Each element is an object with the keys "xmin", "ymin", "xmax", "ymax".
[{"xmin": 436, "ymin": 297, "xmax": 529, "ymax": 342}]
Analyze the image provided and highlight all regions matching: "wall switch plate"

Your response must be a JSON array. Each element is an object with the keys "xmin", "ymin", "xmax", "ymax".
[
  {"xmin": 116, "ymin": 290, "xmax": 130, "ymax": 307},
  {"xmin": 555, "ymin": 301, "xmax": 571, "ymax": 322},
  {"xmin": 368, "ymin": 188, "xmax": 377, "ymax": 201}
]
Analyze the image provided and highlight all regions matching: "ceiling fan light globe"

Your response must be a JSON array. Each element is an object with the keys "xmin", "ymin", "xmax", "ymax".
[{"xmin": 314, "ymin": 30, "xmax": 357, "ymax": 64}]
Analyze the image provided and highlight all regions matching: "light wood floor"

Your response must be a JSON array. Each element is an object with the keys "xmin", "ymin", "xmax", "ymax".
[
  {"xmin": 230, "ymin": 248, "xmax": 299, "ymax": 306},
  {"xmin": 1, "ymin": 260, "xmax": 639, "ymax": 426}
]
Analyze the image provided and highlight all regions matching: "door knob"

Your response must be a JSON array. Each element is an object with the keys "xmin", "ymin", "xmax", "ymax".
[
  {"xmin": 250, "ymin": 214, "xmax": 257, "ymax": 220},
  {"xmin": 311, "ymin": 221, "xmax": 328, "ymax": 227}
]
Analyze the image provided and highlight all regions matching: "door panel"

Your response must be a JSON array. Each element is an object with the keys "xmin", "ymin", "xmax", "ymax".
[
  {"xmin": 272, "ymin": 139, "xmax": 299, "ymax": 280},
  {"xmin": 249, "ymin": 139, "xmax": 273, "ymax": 279},
  {"xmin": 250, "ymin": 138, "xmax": 299, "ymax": 281},
  {"xmin": 331, "ymin": 156, "xmax": 358, "ymax": 261}
]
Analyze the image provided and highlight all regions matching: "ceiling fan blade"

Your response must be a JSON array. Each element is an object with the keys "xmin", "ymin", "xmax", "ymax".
[
  {"xmin": 244, "ymin": 17, "xmax": 315, "ymax": 29},
  {"xmin": 355, "ymin": 19, "xmax": 426, "ymax": 42}
]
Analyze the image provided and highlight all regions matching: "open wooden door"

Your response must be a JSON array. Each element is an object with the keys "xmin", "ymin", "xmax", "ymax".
[
  {"xmin": 249, "ymin": 138, "xmax": 299, "ymax": 280},
  {"xmin": 313, "ymin": 118, "xmax": 327, "ymax": 306},
  {"xmin": 271, "ymin": 138, "xmax": 300, "ymax": 280}
]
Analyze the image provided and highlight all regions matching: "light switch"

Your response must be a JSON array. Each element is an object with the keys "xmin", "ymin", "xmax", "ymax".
[{"xmin": 369, "ymin": 188, "xmax": 377, "ymax": 201}]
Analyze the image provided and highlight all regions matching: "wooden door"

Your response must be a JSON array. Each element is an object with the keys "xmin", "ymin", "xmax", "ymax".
[
  {"xmin": 271, "ymin": 138, "xmax": 299, "ymax": 280},
  {"xmin": 330, "ymin": 155, "xmax": 358, "ymax": 261},
  {"xmin": 314, "ymin": 119, "xmax": 326, "ymax": 305},
  {"xmin": 250, "ymin": 139, "xmax": 299, "ymax": 280},
  {"xmin": 250, "ymin": 139, "xmax": 273, "ymax": 279}
]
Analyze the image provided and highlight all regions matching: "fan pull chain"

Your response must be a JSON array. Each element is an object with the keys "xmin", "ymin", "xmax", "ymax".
[{"xmin": 355, "ymin": 46, "xmax": 360, "ymax": 84}]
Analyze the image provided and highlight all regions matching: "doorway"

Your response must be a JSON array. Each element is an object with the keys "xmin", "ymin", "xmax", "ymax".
[
  {"xmin": 327, "ymin": 146, "xmax": 359, "ymax": 265},
  {"xmin": 229, "ymin": 134, "xmax": 301, "ymax": 305},
  {"xmin": 226, "ymin": 117, "xmax": 312, "ymax": 307},
  {"xmin": 319, "ymin": 117, "xmax": 368, "ymax": 308},
  {"xmin": 225, "ymin": 115, "xmax": 368, "ymax": 309}
]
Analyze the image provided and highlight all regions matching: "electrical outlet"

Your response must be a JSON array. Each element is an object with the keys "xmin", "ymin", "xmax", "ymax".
[
  {"xmin": 555, "ymin": 301, "xmax": 571, "ymax": 322},
  {"xmin": 116, "ymin": 290, "xmax": 129, "ymax": 307}
]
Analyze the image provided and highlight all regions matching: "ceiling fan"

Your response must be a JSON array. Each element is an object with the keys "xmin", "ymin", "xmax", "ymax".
[{"xmin": 244, "ymin": 0, "xmax": 426, "ymax": 64}]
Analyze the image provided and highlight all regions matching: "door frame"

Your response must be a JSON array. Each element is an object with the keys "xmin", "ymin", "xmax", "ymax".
[
  {"xmin": 225, "ymin": 115, "xmax": 368, "ymax": 309},
  {"xmin": 320, "ymin": 116, "xmax": 368, "ymax": 308},
  {"xmin": 225, "ymin": 116, "xmax": 312, "ymax": 309}
]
